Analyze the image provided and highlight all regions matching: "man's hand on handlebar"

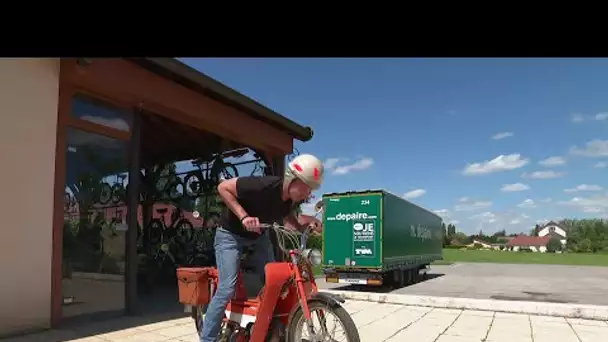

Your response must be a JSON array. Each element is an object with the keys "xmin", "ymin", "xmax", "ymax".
[{"xmin": 241, "ymin": 216, "xmax": 262, "ymax": 234}]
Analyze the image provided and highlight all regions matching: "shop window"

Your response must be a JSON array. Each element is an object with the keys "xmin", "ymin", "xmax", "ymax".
[
  {"xmin": 70, "ymin": 94, "xmax": 132, "ymax": 132},
  {"xmin": 62, "ymin": 127, "xmax": 129, "ymax": 318}
]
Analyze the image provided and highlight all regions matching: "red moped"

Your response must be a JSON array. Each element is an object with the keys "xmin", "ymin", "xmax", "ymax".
[{"xmin": 176, "ymin": 215, "xmax": 360, "ymax": 341}]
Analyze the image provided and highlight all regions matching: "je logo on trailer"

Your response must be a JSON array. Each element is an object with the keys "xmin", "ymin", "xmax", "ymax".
[{"xmin": 353, "ymin": 222, "xmax": 374, "ymax": 233}]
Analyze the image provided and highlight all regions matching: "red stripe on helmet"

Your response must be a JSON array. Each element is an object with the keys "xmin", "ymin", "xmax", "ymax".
[
  {"xmin": 313, "ymin": 168, "xmax": 320, "ymax": 180},
  {"xmin": 293, "ymin": 163, "xmax": 303, "ymax": 172}
]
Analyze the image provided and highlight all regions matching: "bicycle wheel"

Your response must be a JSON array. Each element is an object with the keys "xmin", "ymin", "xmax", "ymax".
[
  {"xmin": 208, "ymin": 158, "xmax": 239, "ymax": 185},
  {"xmin": 287, "ymin": 300, "xmax": 360, "ymax": 342},
  {"xmin": 111, "ymin": 183, "xmax": 125, "ymax": 204},
  {"xmin": 64, "ymin": 192, "xmax": 73, "ymax": 211},
  {"xmin": 175, "ymin": 219, "xmax": 195, "ymax": 244},
  {"xmin": 220, "ymin": 162, "xmax": 238, "ymax": 180},
  {"xmin": 166, "ymin": 179, "xmax": 185, "ymax": 201},
  {"xmin": 183, "ymin": 171, "xmax": 203, "ymax": 199},
  {"xmin": 149, "ymin": 219, "xmax": 164, "ymax": 245},
  {"xmin": 98, "ymin": 182, "xmax": 112, "ymax": 205}
]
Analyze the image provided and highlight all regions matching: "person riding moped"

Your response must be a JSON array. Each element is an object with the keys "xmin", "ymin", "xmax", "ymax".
[{"xmin": 199, "ymin": 154, "xmax": 325, "ymax": 342}]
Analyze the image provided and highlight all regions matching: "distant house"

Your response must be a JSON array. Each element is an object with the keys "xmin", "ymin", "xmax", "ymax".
[
  {"xmin": 507, "ymin": 235, "xmax": 552, "ymax": 252},
  {"xmin": 536, "ymin": 221, "xmax": 568, "ymax": 246},
  {"xmin": 467, "ymin": 239, "xmax": 500, "ymax": 250}
]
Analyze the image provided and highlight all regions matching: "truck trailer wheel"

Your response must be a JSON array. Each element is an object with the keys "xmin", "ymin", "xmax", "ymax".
[{"xmin": 406, "ymin": 269, "xmax": 415, "ymax": 285}]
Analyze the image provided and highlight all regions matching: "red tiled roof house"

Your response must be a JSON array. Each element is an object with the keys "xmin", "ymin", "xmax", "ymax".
[{"xmin": 506, "ymin": 235, "xmax": 552, "ymax": 253}]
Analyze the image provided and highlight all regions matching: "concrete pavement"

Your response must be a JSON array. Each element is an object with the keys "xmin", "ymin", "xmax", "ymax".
[
  {"xmin": 3, "ymin": 300, "xmax": 607, "ymax": 342},
  {"xmin": 317, "ymin": 263, "xmax": 608, "ymax": 306}
]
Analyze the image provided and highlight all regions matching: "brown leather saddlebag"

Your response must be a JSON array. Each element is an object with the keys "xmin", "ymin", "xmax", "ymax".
[{"xmin": 176, "ymin": 267, "xmax": 211, "ymax": 305}]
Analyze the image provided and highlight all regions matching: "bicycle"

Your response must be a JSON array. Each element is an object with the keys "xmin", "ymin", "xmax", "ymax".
[
  {"xmin": 177, "ymin": 205, "xmax": 360, "ymax": 342},
  {"xmin": 183, "ymin": 150, "xmax": 244, "ymax": 199},
  {"xmin": 148, "ymin": 207, "xmax": 194, "ymax": 246}
]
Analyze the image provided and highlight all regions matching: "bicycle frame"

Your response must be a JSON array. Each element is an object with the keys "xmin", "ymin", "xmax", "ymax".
[
  {"xmin": 219, "ymin": 250, "xmax": 317, "ymax": 340},
  {"xmin": 186, "ymin": 225, "xmax": 323, "ymax": 341}
]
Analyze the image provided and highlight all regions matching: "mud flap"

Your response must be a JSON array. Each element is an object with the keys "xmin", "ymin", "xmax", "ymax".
[{"xmin": 309, "ymin": 292, "xmax": 346, "ymax": 307}]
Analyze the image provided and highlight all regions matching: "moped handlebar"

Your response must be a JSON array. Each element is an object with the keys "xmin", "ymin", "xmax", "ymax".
[{"xmin": 257, "ymin": 222, "xmax": 316, "ymax": 252}]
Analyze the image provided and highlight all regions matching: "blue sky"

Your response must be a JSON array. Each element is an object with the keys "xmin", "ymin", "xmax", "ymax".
[{"xmin": 180, "ymin": 58, "xmax": 608, "ymax": 234}]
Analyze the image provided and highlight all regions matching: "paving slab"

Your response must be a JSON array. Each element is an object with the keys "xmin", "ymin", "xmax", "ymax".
[{"xmin": 3, "ymin": 300, "xmax": 608, "ymax": 342}]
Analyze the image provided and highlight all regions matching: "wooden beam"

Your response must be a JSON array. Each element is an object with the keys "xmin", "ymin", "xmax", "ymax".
[{"xmin": 63, "ymin": 59, "xmax": 294, "ymax": 155}]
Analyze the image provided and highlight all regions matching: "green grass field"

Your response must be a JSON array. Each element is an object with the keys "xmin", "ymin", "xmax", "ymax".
[
  {"xmin": 435, "ymin": 248, "xmax": 608, "ymax": 266},
  {"xmin": 313, "ymin": 265, "xmax": 322, "ymax": 276}
]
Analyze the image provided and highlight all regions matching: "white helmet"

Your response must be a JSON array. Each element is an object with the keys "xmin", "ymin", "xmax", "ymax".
[{"xmin": 284, "ymin": 154, "xmax": 325, "ymax": 191}]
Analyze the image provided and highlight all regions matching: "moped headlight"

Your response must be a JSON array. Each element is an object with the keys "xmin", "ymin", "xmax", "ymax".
[{"xmin": 303, "ymin": 248, "xmax": 322, "ymax": 266}]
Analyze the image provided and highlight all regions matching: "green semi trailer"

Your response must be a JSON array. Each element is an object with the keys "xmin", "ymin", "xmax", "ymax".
[{"xmin": 321, "ymin": 189, "xmax": 443, "ymax": 287}]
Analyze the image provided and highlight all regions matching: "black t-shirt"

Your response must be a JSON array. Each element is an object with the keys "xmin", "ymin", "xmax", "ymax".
[{"xmin": 220, "ymin": 176, "xmax": 296, "ymax": 239}]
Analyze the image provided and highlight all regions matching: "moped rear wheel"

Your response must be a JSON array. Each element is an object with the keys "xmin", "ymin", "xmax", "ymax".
[
  {"xmin": 192, "ymin": 304, "xmax": 207, "ymax": 336},
  {"xmin": 286, "ymin": 301, "xmax": 360, "ymax": 342}
]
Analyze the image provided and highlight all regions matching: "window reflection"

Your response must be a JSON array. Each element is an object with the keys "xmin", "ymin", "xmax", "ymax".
[
  {"xmin": 62, "ymin": 127, "xmax": 129, "ymax": 318},
  {"xmin": 71, "ymin": 94, "xmax": 132, "ymax": 132}
]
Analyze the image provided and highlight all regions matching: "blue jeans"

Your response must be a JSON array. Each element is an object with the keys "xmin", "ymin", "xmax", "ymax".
[{"xmin": 200, "ymin": 227, "xmax": 275, "ymax": 342}]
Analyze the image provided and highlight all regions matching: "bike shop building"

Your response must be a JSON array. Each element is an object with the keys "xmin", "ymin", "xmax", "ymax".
[{"xmin": 0, "ymin": 58, "xmax": 314, "ymax": 337}]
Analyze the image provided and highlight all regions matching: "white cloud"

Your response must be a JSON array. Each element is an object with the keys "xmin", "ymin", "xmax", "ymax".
[
  {"xmin": 324, "ymin": 158, "xmax": 343, "ymax": 170},
  {"xmin": 596, "ymin": 112, "xmax": 608, "ymax": 121},
  {"xmin": 331, "ymin": 157, "xmax": 374, "ymax": 175},
  {"xmin": 491, "ymin": 132, "xmax": 514, "ymax": 140},
  {"xmin": 557, "ymin": 196, "xmax": 608, "ymax": 213},
  {"xmin": 470, "ymin": 211, "xmax": 496, "ymax": 220},
  {"xmin": 501, "ymin": 183, "xmax": 530, "ymax": 192},
  {"xmin": 454, "ymin": 198, "xmax": 492, "ymax": 211},
  {"xmin": 434, "ymin": 209, "xmax": 450, "ymax": 217},
  {"xmin": 521, "ymin": 170, "xmax": 566, "ymax": 179},
  {"xmin": 583, "ymin": 207, "xmax": 605, "ymax": 213},
  {"xmin": 517, "ymin": 199, "xmax": 536, "ymax": 209},
  {"xmin": 564, "ymin": 184, "xmax": 603, "ymax": 193},
  {"xmin": 462, "ymin": 154, "xmax": 529, "ymax": 175},
  {"xmin": 538, "ymin": 156, "xmax": 566, "ymax": 167},
  {"xmin": 433, "ymin": 208, "xmax": 459, "ymax": 225},
  {"xmin": 595, "ymin": 162, "xmax": 608, "ymax": 168},
  {"xmin": 404, "ymin": 189, "xmax": 426, "ymax": 199},
  {"xmin": 540, "ymin": 198, "xmax": 553, "ymax": 203},
  {"xmin": 571, "ymin": 113, "xmax": 585, "ymax": 123},
  {"xmin": 456, "ymin": 209, "xmax": 535, "ymax": 234},
  {"xmin": 570, "ymin": 140, "xmax": 608, "ymax": 158}
]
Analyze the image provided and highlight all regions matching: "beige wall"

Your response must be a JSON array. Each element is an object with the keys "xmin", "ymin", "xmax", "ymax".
[{"xmin": 0, "ymin": 59, "xmax": 60, "ymax": 336}]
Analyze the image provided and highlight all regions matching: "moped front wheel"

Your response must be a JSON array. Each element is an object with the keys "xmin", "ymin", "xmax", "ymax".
[{"xmin": 286, "ymin": 301, "xmax": 360, "ymax": 342}]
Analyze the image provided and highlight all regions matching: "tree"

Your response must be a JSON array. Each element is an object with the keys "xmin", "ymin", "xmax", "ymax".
[
  {"xmin": 493, "ymin": 229, "xmax": 506, "ymax": 237},
  {"xmin": 530, "ymin": 224, "xmax": 540, "ymax": 237},
  {"xmin": 564, "ymin": 219, "xmax": 608, "ymax": 253},
  {"xmin": 451, "ymin": 232, "xmax": 470, "ymax": 245},
  {"xmin": 441, "ymin": 223, "xmax": 450, "ymax": 247},
  {"xmin": 447, "ymin": 224, "xmax": 456, "ymax": 236},
  {"xmin": 546, "ymin": 237, "xmax": 562, "ymax": 253}
]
